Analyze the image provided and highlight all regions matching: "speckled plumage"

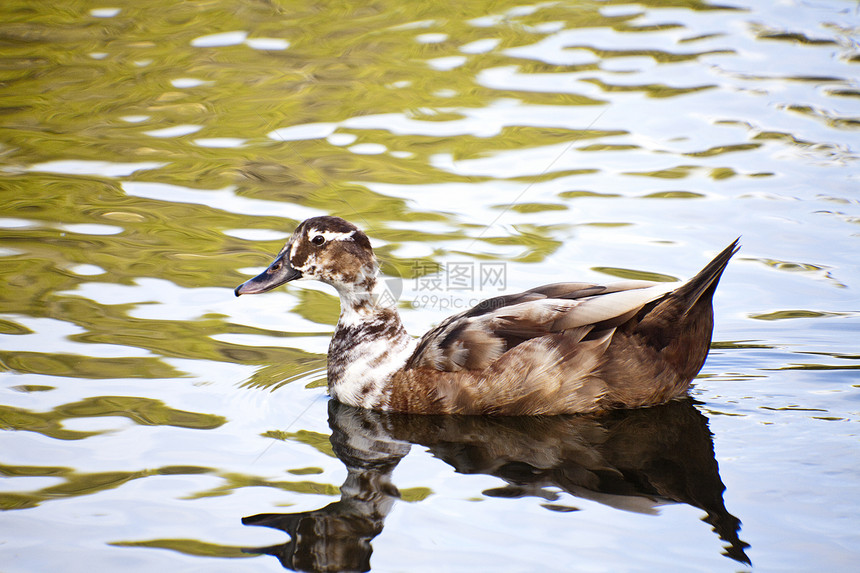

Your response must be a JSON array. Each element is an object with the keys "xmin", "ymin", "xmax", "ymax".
[{"xmin": 236, "ymin": 216, "xmax": 739, "ymax": 415}]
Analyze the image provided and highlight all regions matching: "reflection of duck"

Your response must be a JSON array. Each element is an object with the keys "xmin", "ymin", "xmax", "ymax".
[
  {"xmin": 243, "ymin": 399, "xmax": 750, "ymax": 570},
  {"xmin": 236, "ymin": 216, "xmax": 739, "ymax": 415}
]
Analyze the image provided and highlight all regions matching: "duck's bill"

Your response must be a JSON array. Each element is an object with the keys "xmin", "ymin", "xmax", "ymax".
[{"xmin": 235, "ymin": 254, "xmax": 302, "ymax": 296}]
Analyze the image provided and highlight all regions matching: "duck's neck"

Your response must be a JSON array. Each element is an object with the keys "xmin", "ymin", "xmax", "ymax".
[{"xmin": 326, "ymin": 274, "xmax": 417, "ymax": 409}]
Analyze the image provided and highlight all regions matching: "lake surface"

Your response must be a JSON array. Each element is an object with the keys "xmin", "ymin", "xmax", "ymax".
[{"xmin": 1, "ymin": 0, "xmax": 858, "ymax": 571}]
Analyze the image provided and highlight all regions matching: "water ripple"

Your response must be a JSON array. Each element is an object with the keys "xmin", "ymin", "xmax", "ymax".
[{"xmin": 2, "ymin": 0, "xmax": 859, "ymax": 570}]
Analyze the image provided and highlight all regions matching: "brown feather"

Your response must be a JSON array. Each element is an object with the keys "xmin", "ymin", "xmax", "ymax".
[
  {"xmin": 391, "ymin": 241, "xmax": 739, "ymax": 414},
  {"xmin": 236, "ymin": 215, "xmax": 739, "ymax": 416}
]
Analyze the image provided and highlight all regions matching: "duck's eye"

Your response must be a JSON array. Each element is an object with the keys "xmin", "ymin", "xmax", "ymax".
[{"xmin": 311, "ymin": 235, "xmax": 325, "ymax": 246}]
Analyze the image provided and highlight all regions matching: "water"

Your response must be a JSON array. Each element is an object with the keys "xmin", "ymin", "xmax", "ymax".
[{"xmin": 1, "ymin": 0, "xmax": 858, "ymax": 570}]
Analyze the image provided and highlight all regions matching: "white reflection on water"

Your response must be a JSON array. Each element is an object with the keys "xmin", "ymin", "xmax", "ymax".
[
  {"xmin": 90, "ymin": 8, "xmax": 121, "ymax": 18},
  {"xmin": 426, "ymin": 55, "xmax": 468, "ymax": 70},
  {"xmin": 223, "ymin": 229, "xmax": 290, "ymax": 242},
  {"xmin": 60, "ymin": 224, "xmax": 124, "ymax": 236},
  {"xmin": 170, "ymin": 78, "xmax": 210, "ymax": 88},
  {"xmin": 246, "ymin": 37, "xmax": 290, "ymax": 51},
  {"xmin": 268, "ymin": 123, "xmax": 336, "ymax": 141},
  {"xmin": 460, "ymin": 38, "xmax": 501, "ymax": 54},
  {"xmin": 0, "ymin": 315, "xmax": 153, "ymax": 358},
  {"xmin": 24, "ymin": 160, "xmax": 166, "ymax": 177},
  {"xmin": 58, "ymin": 278, "xmax": 230, "ymax": 322},
  {"xmin": 69, "ymin": 264, "xmax": 107, "ymax": 276},
  {"xmin": 143, "ymin": 125, "xmax": 203, "ymax": 138},
  {"xmin": 348, "ymin": 143, "xmax": 388, "ymax": 155},
  {"xmin": 122, "ymin": 182, "xmax": 323, "ymax": 221},
  {"xmin": 190, "ymin": 30, "xmax": 248, "ymax": 48},
  {"xmin": 193, "ymin": 138, "xmax": 247, "ymax": 148}
]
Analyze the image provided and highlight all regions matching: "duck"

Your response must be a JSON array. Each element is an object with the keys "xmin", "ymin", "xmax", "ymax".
[{"xmin": 235, "ymin": 216, "xmax": 739, "ymax": 416}]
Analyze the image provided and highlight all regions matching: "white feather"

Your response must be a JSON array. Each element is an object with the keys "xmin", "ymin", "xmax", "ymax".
[{"xmin": 558, "ymin": 282, "xmax": 677, "ymax": 328}]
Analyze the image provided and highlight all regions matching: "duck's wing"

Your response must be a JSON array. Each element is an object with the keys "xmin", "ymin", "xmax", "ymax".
[{"xmin": 406, "ymin": 279, "xmax": 677, "ymax": 372}]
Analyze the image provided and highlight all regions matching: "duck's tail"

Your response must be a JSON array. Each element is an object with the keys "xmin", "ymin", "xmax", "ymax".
[{"xmin": 673, "ymin": 238, "xmax": 740, "ymax": 315}]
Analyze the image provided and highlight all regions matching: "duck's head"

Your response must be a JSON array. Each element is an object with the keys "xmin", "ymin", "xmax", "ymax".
[{"xmin": 235, "ymin": 216, "xmax": 376, "ymax": 297}]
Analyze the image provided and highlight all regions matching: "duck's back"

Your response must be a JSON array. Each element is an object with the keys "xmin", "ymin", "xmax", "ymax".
[{"xmin": 379, "ymin": 240, "xmax": 739, "ymax": 415}]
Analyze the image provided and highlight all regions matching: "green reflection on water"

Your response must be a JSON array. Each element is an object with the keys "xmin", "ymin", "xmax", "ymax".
[
  {"xmin": 0, "ymin": 460, "xmax": 341, "ymax": 509},
  {"xmin": 0, "ymin": 319, "xmax": 33, "ymax": 335},
  {"xmin": 263, "ymin": 429, "xmax": 336, "ymax": 458},
  {"xmin": 400, "ymin": 486, "xmax": 434, "ymax": 502},
  {"xmin": 0, "ymin": 351, "xmax": 183, "ymax": 379},
  {"xmin": 9, "ymin": 384, "xmax": 55, "ymax": 393},
  {"xmin": 185, "ymin": 471, "xmax": 340, "ymax": 500},
  {"xmin": 642, "ymin": 190, "xmax": 706, "ymax": 199},
  {"xmin": 0, "ymin": 395, "xmax": 226, "ymax": 441},
  {"xmin": 0, "ymin": 464, "xmax": 211, "ymax": 510},
  {"xmin": 293, "ymin": 289, "xmax": 340, "ymax": 326},
  {"xmin": 1, "ymin": 0, "xmax": 742, "ymax": 393},
  {"xmin": 581, "ymin": 76, "xmax": 717, "ymax": 98},
  {"xmin": 749, "ymin": 309, "xmax": 849, "ymax": 321},
  {"xmin": 240, "ymin": 363, "xmax": 327, "ymax": 391},
  {"xmin": 591, "ymin": 266, "xmax": 677, "ymax": 282},
  {"xmin": 110, "ymin": 539, "xmax": 255, "ymax": 559},
  {"xmin": 500, "ymin": 202, "xmax": 568, "ymax": 214},
  {"xmin": 287, "ymin": 466, "xmax": 324, "ymax": 475}
]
